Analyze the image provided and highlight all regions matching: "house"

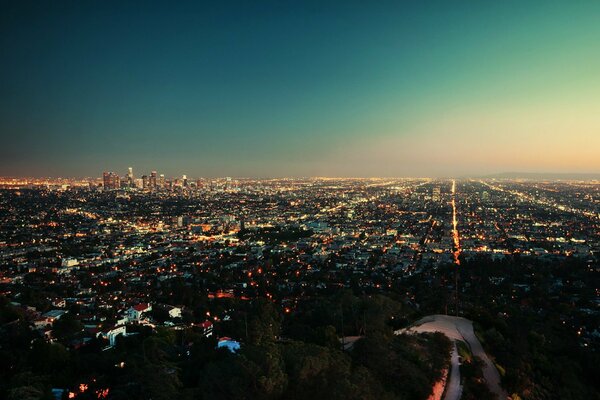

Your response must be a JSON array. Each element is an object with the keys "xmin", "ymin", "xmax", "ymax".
[
  {"xmin": 127, "ymin": 303, "xmax": 152, "ymax": 321},
  {"xmin": 97, "ymin": 325, "xmax": 126, "ymax": 346},
  {"xmin": 199, "ymin": 320, "xmax": 213, "ymax": 337},
  {"xmin": 61, "ymin": 257, "xmax": 79, "ymax": 267},
  {"xmin": 166, "ymin": 305, "xmax": 182, "ymax": 319},
  {"xmin": 33, "ymin": 317, "xmax": 50, "ymax": 330},
  {"xmin": 51, "ymin": 298, "xmax": 66, "ymax": 308},
  {"xmin": 42, "ymin": 310, "xmax": 67, "ymax": 324},
  {"xmin": 217, "ymin": 337, "xmax": 240, "ymax": 352}
]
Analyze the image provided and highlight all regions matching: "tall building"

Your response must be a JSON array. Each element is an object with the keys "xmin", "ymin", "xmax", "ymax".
[
  {"xmin": 159, "ymin": 174, "xmax": 165, "ymax": 189},
  {"xmin": 102, "ymin": 172, "xmax": 120, "ymax": 190},
  {"xmin": 127, "ymin": 167, "xmax": 134, "ymax": 187},
  {"xmin": 150, "ymin": 171, "xmax": 157, "ymax": 189},
  {"xmin": 183, "ymin": 174, "xmax": 188, "ymax": 187},
  {"xmin": 142, "ymin": 175, "xmax": 148, "ymax": 189}
]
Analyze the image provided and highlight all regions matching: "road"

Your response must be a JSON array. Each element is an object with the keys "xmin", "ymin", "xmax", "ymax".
[
  {"xmin": 456, "ymin": 319, "xmax": 507, "ymax": 400},
  {"xmin": 396, "ymin": 315, "xmax": 508, "ymax": 400},
  {"xmin": 444, "ymin": 342, "xmax": 462, "ymax": 400}
]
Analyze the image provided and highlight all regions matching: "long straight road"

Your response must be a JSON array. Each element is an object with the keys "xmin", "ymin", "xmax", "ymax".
[
  {"xmin": 451, "ymin": 180, "xmax": 461, "ymax": 315},
  {"xmin": 451, "ymin": 180, "xmax": 461, "ymax": 265}
]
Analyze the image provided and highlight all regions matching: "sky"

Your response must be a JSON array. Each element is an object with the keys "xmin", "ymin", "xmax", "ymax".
[{"xmin": 1, "ymin": 0, "xmax": 599, "ymax": 178}]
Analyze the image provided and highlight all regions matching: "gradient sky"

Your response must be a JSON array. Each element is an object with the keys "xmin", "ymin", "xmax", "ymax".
[{"xmin": 1, "ymin": 1, "xmax": 599, "ymax": 178}]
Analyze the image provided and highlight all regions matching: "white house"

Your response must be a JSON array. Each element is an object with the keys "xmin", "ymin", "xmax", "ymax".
[
  {"xmin": 61, "ymin": 258, "xmax": 79, "ymax": 267},
  {"xmin": 97, "ymin": 325, "xmax": 126, "ymax": 346},
  {"xmin": 127, "ymin": 303, "xmax": 152, "ymax": 321},
  {"xmin": 166, "ymin": 305, "xmax": 182, "ymax": 319}
]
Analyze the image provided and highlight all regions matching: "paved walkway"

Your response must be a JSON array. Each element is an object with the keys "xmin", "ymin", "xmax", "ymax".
[{"xmin": 396, "ymin": 314, "xmax": 508, "ymax": 400}]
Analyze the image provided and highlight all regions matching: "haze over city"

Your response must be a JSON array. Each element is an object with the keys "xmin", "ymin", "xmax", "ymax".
[{"xmin": 2, "ymin": 1, "xmax": 600, "ymax": 178}]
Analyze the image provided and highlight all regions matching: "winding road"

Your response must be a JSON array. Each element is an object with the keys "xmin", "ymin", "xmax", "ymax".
[
  {"xmin": 396, "ymin": 314, "xmax": 508, "ymax": 400},
  {"xmin": 444, "ymin": 342, "xmax": 462, "ymax": 400}
]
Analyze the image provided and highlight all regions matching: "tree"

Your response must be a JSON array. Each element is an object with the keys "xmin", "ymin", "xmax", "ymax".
[
  {"xmin": 52, "ymin": 313, "xmax": 83, "ymax": 343},
  {"xmin": 7, "ymin": 386, "xmax": 46, "ymax": 400}
]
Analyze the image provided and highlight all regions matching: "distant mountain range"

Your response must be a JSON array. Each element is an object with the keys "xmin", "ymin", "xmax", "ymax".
[{"xmin": 476, "ymin": 172, "xmax": 600, "ymax": 180}]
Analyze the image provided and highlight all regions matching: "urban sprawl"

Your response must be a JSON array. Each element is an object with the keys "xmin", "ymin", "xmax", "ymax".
[{"xmin": 0, "ymin": 171, "xmax": 598, "ymax": 399}]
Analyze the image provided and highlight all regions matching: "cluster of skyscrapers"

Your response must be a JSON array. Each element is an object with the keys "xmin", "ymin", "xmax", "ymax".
[{"xmin": 102, "ymin": 168, "xmax": 190, "ymax": 191}]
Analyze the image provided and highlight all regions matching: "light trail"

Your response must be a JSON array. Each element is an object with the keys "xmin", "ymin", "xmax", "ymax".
[
  {"xmin": 479, "ymin": 180, "xmax": 599, "ymax": 221},
  {"xmin": 451, "ymin": 180, "xmax": 461, "ymax": 265},
  {"xmin": 451, "ymin": 179, "xmax": 461, "ymax": 316}
]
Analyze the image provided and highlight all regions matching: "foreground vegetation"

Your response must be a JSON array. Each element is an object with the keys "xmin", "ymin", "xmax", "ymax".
[
  {"xmin": 407, "ymin": 256, "xmax": 600, "ymax": 400},
  {"xmin": 0, "ymin": 293, "xmax": 450, "ymax": 400},
  {"xmin": 1, "ymin": 255, "xmax": 598, "ymax": 399}
]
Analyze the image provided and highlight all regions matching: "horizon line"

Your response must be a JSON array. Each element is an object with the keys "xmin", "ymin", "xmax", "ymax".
[{"xmin": 2, "ymin": 171, "xmax": 600, "ymax": 181}]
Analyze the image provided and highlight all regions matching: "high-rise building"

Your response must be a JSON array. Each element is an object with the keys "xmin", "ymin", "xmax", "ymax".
[
  {"xmin": 127, "ymin": 167, "xmax": 134, "ymax": 187},
  {"xmin": 183, "ymin": 175, "xmax": 188, "ymax": 187},
  {"xmin": 142, "ymin": 175, "xmax": 148, "ymax": 189},
  {"xmin": 102, "ymin": 172, "xmax": 120, "ymax": 190},
  {"xmin": 150, "ymin": 171, "xmax": 157, "ymax": 189},
  {"xmin": 159, "ymin": 174, "xmax": 165, "ymax": 189}
]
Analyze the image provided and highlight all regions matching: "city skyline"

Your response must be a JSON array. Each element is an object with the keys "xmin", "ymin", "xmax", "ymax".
[{"xmin": 2, "ymin": 1, "xmax": 600, "ymax": 177}]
